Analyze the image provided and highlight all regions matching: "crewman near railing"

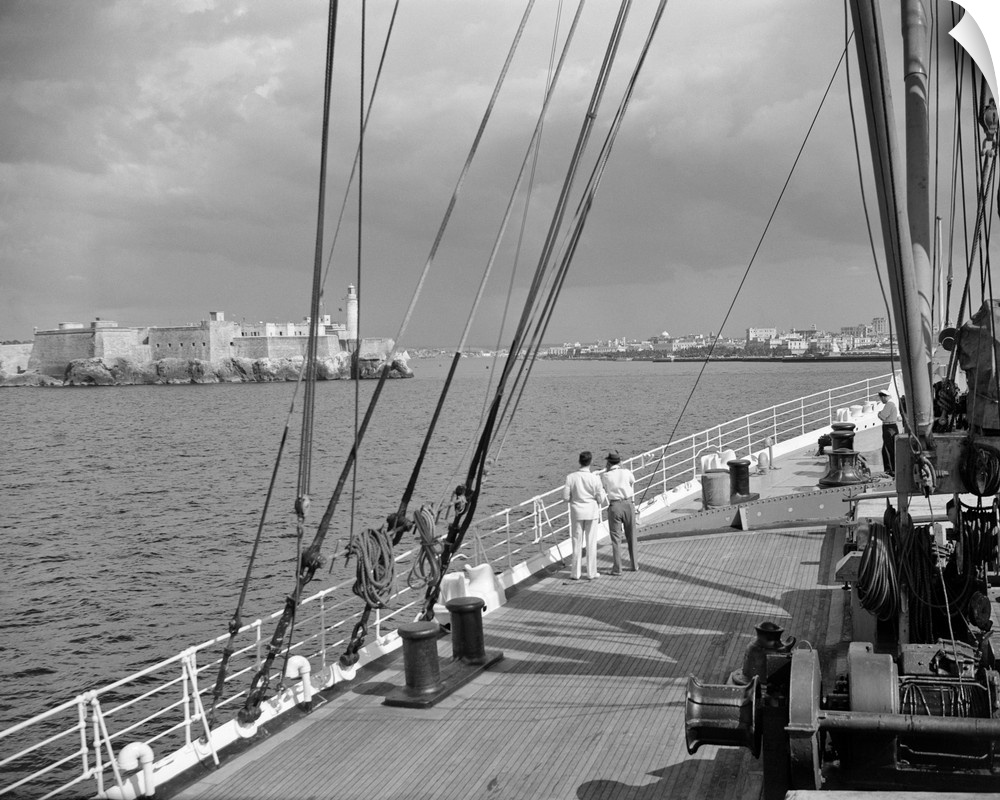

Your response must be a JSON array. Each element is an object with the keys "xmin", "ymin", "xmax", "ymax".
[
  {"xmin": 876, "ymin": 389, "xmax": 899, "ymax": 477},
  {"xmin": 601, "ymin": 450, "xmax": 639, "ymax": 574}
]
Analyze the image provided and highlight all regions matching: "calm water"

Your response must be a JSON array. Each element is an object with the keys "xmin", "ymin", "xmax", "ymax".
[{"xmin": 0, "ymin": 358, "xmax": 890, "ymax": 727}]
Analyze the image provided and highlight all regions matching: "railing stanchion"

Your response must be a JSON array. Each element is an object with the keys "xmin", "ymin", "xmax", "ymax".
[
  {"xmin": 182, "ymin": 654, "xmax": 192, "ymax": 747},
  {"xmin": 78, "ymin": 697, "xmax": 89, "ymax": 782},
  {"xmin": 506, "ymin": 509, "xmax": 512, "ymax": 569},
  {"xmin": 319, "ymin": 594, "xmax": 327, "ymax": 670}
]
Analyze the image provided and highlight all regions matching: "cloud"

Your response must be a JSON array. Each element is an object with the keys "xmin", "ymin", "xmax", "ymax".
[{"xmin": 0, "ymin": 1, "xmax": 960, "ymax": 347}]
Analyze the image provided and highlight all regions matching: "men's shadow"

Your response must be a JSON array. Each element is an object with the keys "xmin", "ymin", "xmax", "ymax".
[{"xmin": 577, "ymin": 748, "xmax": 761, "ymax": 800}]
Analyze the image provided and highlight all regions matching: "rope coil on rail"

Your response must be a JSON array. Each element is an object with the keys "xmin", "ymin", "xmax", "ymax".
[
  {"xmin": 407, "ymin": 505, "xmax": 442, "ymax": 591},
  {"xmin": 344, "ymin": 525, "xmax": 395, "ymax": 608}
]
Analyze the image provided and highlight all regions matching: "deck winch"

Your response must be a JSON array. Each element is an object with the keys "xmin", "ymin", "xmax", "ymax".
[{"xmin": 685, "ymin": 624, "xmax": 1000, "ymax": 798}]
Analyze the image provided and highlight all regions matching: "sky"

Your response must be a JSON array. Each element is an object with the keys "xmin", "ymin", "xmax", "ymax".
[{"xmin": 0, "ymin": 1, "xmax": 970, "ymax": 348}]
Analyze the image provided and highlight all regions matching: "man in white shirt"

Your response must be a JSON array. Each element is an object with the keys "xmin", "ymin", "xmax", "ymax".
[
  {"xmin": 877, "ymin": 390, "xmax": 900, "ymax": 477},
  {"xmin": 563, "ymin": 451, "xmax": 607, "ymax": 580},
  {"xmin": 601, "ymin": 450, "xmax": 638, "ymax": 574}
]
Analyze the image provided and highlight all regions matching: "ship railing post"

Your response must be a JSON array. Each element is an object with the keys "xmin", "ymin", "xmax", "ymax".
[
  {"xmin": 319, "ymin": 593, "xmax": 327, "ymax": 671},
  {"xmin": 505, "ymin": 509, "xmax": 513, "ymax": 569},
  {"xmin": 745, "ymin": 416, "xmax": 751, "ymax": 457},
  {"xmin": 254, "ymin": 619, "xmax": 263, "ymax": 671},
  {"xmin": 181, "ymin": 650, "xmax": 192, "ymax": 747},
  {"xmin": 656, "ymin": 448, "xmax": 663, "ymax": 495},
  {"xmin": 533, "ymin": 497, "xmax": 545, "ymax": 548},
  {"xmin": 532, "ymin": 497, "xmax": 540, "ymax": 545},
  {"xmin": 90, "ymin": 692, "xmax": 122, "ymax": 797},
  {"xmin": 800, "ymin": 398, "xmax": 806, "ymax": 436},
  {"xmin": 183, "ymin": 648, "xmax": 217, "ymax": 764},
  {"xmin": 374, "ymin": 608, "xmax": 383, "ymax": 642},
  {"xmin": 77, "ymin": 696, "xmax": 90, "ymax": 789}
]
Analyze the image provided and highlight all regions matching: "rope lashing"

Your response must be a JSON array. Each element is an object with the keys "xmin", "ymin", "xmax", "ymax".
[
  {"xmin": 407, "ymin": 505, "xmax": 442, "ymax": 591},
  {"xmin": 338, "ymin": 524, "xmax": 396, "ymax": 669},
  {"xmin": 344, "ymin": 525, "xmax": 395, "ymax": 608}
]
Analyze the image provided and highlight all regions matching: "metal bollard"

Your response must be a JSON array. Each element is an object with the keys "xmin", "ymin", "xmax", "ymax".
[
  {"xmin": 397, "ymin": 621, "xmax": 442, "ymax": 696},
  {"xmin": 446, "ymin": 596, "xmax": 487, "ymax": 665}
]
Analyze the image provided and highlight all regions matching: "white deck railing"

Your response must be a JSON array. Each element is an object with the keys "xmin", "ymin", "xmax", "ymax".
[{"xmin": 0, "ymin": 372, "xmax": 892, "ymax": 799}]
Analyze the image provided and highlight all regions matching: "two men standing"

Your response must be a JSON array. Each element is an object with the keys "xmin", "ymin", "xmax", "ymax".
[{"xmin": 562, "ymin": 449, "xmax": 639, "ymax": 580}]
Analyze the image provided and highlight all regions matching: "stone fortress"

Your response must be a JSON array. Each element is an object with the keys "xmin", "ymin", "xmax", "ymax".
[{"xmin": 2, "ymin": 285, "xmax": 412, "ymax": 386}]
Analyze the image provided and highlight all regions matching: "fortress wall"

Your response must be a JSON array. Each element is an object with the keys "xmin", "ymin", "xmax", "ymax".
[
  {"xmin": 261, "ymin": 338, "xmax": 309, "ymax": 360},
  {"xmin": 29, "ymin": 329, "xmax": 96, "ymax": 377},
  {"xmin": 97, "ymin": 328, "xmax": 151, "ymax": 364},
  {"xmin": 149, "ymin": 324, "xmax": 215, "ymax": 362},
  {"xmin": 232, "ymin": 337, "xmax": 269, "ymax": 360},
  {"xmin": 208, "ymin": 321, "xmax": 239, "ymax": 361},
  {"xmin": 0, "ymin": 343, "xmax": 33, "ymax": 375},
  {"xmin": 232, "ymin": 336, "xmax": 347, "ymax": 361}
]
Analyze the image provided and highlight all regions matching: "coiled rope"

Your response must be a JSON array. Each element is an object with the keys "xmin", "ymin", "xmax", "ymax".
[
  {"xmin": 338, "ymin": 523, "xmax": 395, "ymax": 669},
  {"xmin": 856, "ymin": 517, "xmax": 899, "ymax": 622},
  {"xmin": 961, "ymin": 440, "xmax": 1000, "ymax": 496},
  {"xmin": 407, "ymin": 505, "xmax": 442, "ymax": 591},
  {"xmin": 345, "ymin": 525, "xmax": 395, "ymax": 609}
]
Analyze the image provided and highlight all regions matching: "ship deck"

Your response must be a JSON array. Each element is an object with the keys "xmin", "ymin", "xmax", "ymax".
[{"xmin": 164, "ymin": 429, "xmax": 998, "ymax": 800}]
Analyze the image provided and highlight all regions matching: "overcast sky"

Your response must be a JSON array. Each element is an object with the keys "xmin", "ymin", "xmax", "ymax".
[{"xmin": 0, "ymin": 1, "xmax": 964, "ymax": 347}]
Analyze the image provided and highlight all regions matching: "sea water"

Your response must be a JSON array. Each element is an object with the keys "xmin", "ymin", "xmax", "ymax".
[{"xmin": 0, "ymin": 358, "xmax": 890, "ymax": 726}]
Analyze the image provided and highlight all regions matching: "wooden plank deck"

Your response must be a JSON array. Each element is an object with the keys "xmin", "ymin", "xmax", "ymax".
[{"xmin": 169, "ymin": 519, "xmax": 846, "ymax": 800}]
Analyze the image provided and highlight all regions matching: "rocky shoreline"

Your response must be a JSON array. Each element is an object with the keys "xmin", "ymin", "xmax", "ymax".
[{"xmin": 0, "ymin": 353, "xmax": 413, "ymax": 387}]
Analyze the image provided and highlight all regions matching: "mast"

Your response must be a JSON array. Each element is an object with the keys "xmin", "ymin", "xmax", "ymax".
[
  {"xmin": 848, "ymin": 0, "xmax": 934, "ymax": 438},
  {"xmin": 901, "ymin": 0, "xmax": 934, "ymax": 434}
]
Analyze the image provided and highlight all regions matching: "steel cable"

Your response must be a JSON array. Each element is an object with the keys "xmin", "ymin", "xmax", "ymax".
[{"xmin": 856, "ymin": 521, "xmax": 899, "ymax": 621}]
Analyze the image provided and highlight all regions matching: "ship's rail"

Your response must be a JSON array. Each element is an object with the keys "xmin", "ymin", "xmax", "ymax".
[{"xmin": 0, "ymin": 373, "xmax": 891, "ymax": 799}]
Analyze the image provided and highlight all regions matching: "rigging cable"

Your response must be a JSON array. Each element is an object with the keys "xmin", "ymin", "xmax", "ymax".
[
  {"xmin": 495, "ymin": 0, "xmax": 672, "ymax": 459},
  {"xmin": 239, "ymin": 0, "xmax": 341, "ymax": 725},
  {"xmin": 337, "ymin": 0, "xmax": 541, "ymax": 648},
  {"xmin": 420, "ymin": 0, "xmax": 644, "ymax": 620},
  {"xmin": 470, "ymin": 0, "xmax": 569, "ymax": 480},
  {"xmin": 319, "ymin": 1, "xmax": 400, "ymax": 295},
  {"xmin": 635, "ymin": 35, "xmax": 852, "ymax": 507},
  {"xmin": 397, "ymin": 0, "xmax": 578, "ymax": 521},
  {"xmin": 205, "ymin": 379, "xmax": 306, "ymax": 728},
  {"xmin": 489, "ymin": 0, "xmax": 657, "ymax": 455}
]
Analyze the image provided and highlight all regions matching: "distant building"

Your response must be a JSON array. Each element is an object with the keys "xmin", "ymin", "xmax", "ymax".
[
  {"xmin": 27, "ymin": 285, "xmax": 390, "ymax": 378},
  {"xmin": 746, "ymin": 327, "xmax": 777, "ymax": 343}
]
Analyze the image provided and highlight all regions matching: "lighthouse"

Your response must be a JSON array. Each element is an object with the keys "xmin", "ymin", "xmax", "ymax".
[{"xmin": 346, "ymin": 284, "xmax": 358, "ymax": 342}]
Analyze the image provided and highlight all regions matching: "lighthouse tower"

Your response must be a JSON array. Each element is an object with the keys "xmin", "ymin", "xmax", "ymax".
[{"xmin": 346, "ymin": 284, "xmax": 358, "ymax": 342}]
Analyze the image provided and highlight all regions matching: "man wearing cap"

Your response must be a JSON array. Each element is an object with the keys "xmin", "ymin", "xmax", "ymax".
[
  {"xmin": 877, "ymin": 390, "xmax": 899, "ymax": 476},
  {"xmin": 601, "ymin": 450, "xmax": 638, "ymax": 574}
]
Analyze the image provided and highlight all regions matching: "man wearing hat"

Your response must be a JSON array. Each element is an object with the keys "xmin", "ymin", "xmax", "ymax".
[
  {"xmin": 601, "ymin": 450, "xmax": 638, "ymax": 574},
  {"xmin": 876, "ymin": 390, "xmax": 899, "ymax": 477}
]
